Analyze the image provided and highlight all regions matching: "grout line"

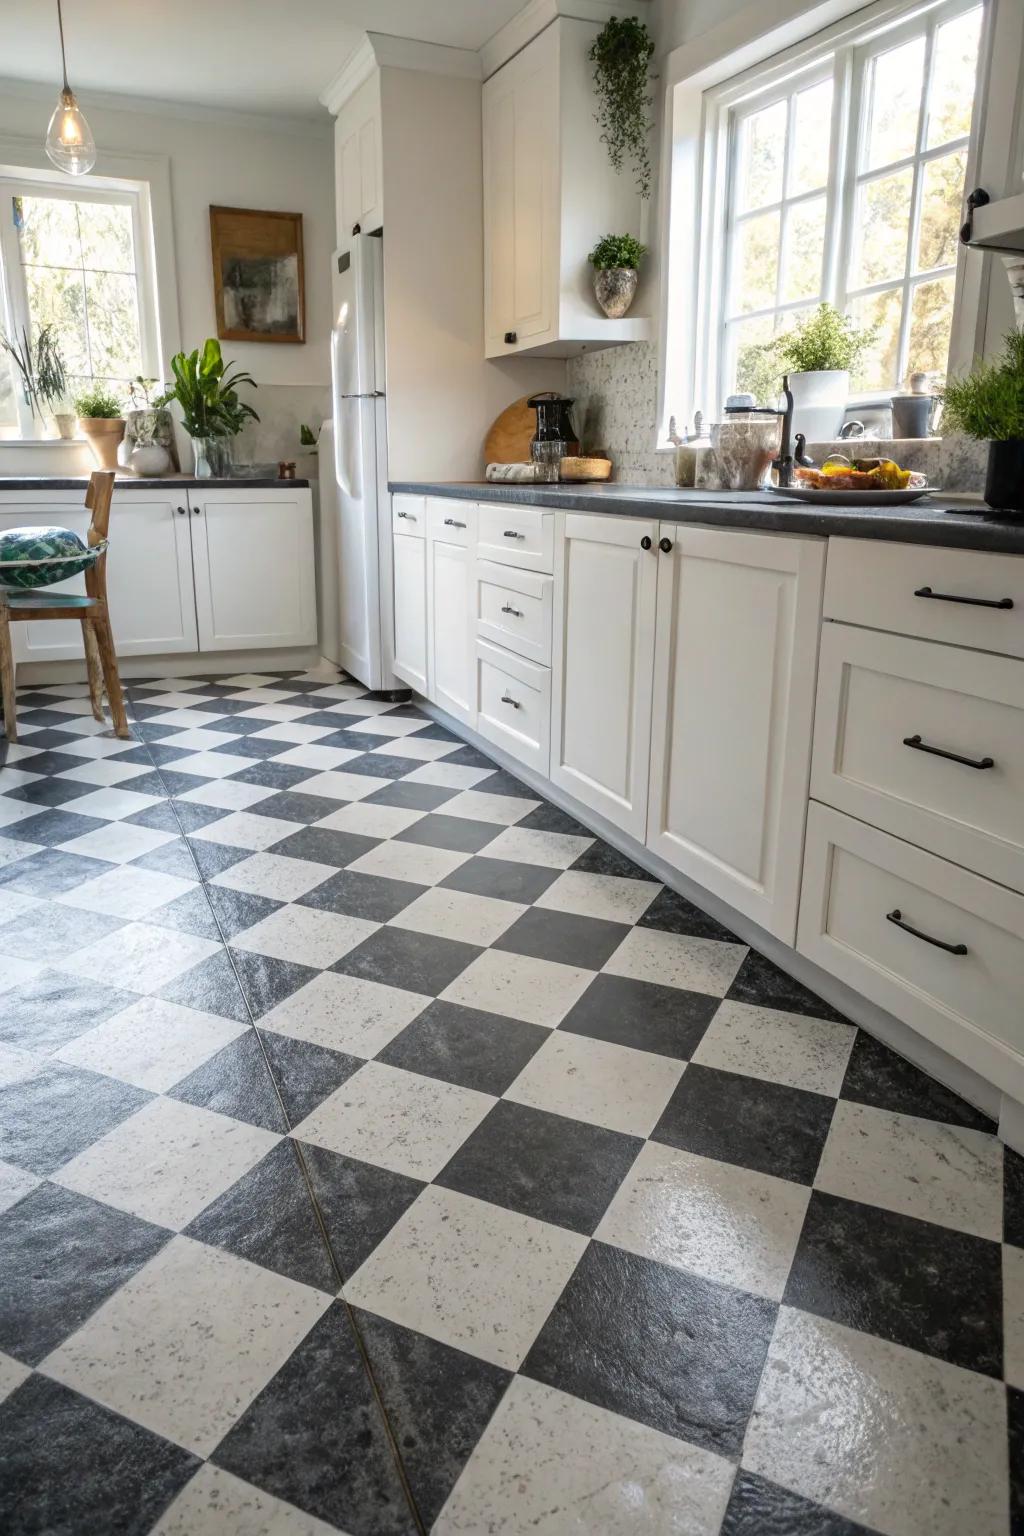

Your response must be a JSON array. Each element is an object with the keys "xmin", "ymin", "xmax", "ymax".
[{"xmin": 123, "ymin": 676, "xmax": 429, "ymax": 1536}]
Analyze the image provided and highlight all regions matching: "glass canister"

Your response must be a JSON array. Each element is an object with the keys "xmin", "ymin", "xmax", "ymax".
[{"xmin": 697, "ymin": 414, "xmax": 781, "ymax": 491}]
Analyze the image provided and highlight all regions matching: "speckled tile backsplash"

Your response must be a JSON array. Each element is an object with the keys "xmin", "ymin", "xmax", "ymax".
[{"xmin": 567, "ymin": 341, "xmax": 988, "ymax": 492}]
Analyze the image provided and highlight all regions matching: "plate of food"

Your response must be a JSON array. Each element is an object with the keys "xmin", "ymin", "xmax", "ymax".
[{"xmin": 769, "ymin": 455, "xmax": 939, "ymax": 504}]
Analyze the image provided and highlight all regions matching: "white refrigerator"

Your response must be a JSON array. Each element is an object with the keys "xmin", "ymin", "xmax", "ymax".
[{"xmin": 320, "ymin": 233, "xmax": 400, "ymax": 692}]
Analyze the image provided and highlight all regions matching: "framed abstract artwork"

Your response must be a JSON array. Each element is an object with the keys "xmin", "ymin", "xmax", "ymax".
[{"xmin": 209, "ymin": 205, "xmax": 305, "ymax": 344}]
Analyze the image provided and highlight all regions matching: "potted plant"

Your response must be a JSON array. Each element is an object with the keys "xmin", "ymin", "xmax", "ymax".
[
  {"xmin": 0, "ymin": 324, "xmax": 73, "ymax": 437},
  {"xmin": 772, "ymin": 303, "xmax": 876, "ymax": 442},
  {"xmin": 588, "ymin": 233, "xmax": 647, "ymax": 318},
  {"xmin": 154, "ymin": 338, "xmax": 258, "ymax": 478},
  {"xmin": 74, "ymin": 386, "xmax": 126, "ymax": 469},
  {"xmin": 122, "ymin": 376, "xmax": 175, "ymax": 475},
  {"xmin": 941, "ymin": 330, "xmax": 1024, "ymax": 514},
  {"xmin": 589, "ymin": 16, "xmax": 655, "ymax": 199}
]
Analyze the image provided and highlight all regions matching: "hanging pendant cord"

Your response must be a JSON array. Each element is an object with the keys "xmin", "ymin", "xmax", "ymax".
[{"xmin": 56, "ymin": 0, "xmax": 70, "ymax": 92}]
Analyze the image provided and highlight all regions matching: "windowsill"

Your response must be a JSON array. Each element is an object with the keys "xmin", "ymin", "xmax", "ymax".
[{"xmin": 0, "ymin": 437, "xmax": 86, "ymax": 449}]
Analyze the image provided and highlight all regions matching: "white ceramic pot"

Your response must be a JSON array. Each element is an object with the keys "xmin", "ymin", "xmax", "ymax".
[
  {"xmin": 129, "ymin": 442, "xmax": 171, "ymax": 476},
  {"xmin": 787, "ymin": 369, "xmax": 849, "ymax": 442}
]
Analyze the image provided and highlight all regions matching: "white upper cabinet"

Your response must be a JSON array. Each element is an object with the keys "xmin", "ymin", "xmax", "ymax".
[
  {"xmin": 335, "ymin": 73, "xmax": 383, "ymax": 244},
  {"xmin": 646, "ymin": 526, "xmax": 826, "ymax": 944},
  {"xmin": 550, "ymin": 512, "xmax": 658, "ymax": 838},
  {"xmin": 482, "ymin": 18, "xmax": 647, "ymax": 358},
  {"xmin": 189, "ymin": 489, "xmax": 317, "ymax": 653}
]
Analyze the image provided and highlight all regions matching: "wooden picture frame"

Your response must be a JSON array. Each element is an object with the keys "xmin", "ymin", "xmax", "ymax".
[{"xmin": 210, "ymin": 205, "xmax": 305, "ymax": 344}]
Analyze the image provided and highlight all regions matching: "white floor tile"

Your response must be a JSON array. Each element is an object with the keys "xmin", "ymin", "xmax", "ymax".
[
  {"xmin": 403, "ymin": 762, "xmax": 494, "ymax": 789},
  {"xmin": 439, "ymin": 790, "xmax": 540, "ymax": 826},
  {"xmin": 58, "ymin": 823, "xmax": 178, "ymax": 865},
  {"xmin": 237, "ymin": 703, "xmax": 313, "ymax": 722},
  {"xmin": 0, "ymin": 889, "xmax": 43, "ymax": 924},
  {"xmin": 176, "ymin": 779, "xmax": 276, "ymax": 811},
  {"xmin": 295, "ymin": 1060, "xmax": 494, "ymax": 1181},
  {"xmin": 210, "ymin": 853, "xmax": 335, "ymax": 903},
  {"xmin": 54, "ymin": 759, "xmax": 153, "ymax": 787},
  {"xmin": 814, "ymin": 1100, "xmax": 1003, "ymax": 1241},
  {"xmin": 352, "ymin": 714, "xmax": 433, "ymax": 737},
  {"xmin": 248, "ymin": 723, "xmax": 336, "ymax": 745},
  {"xmin": 1004, "ymin": 1244, "xmax": 1024, "ymax": 1391},
  {"xmin": 691, "ymin": 1000, "xmax": 856, "ymax": 1097},
  {"xmin": 52, "ymin": 1096, "xmax": 279, "ymax": 1229},
  {"xmin": 190, "ymin": 812, "xmax": 304, "ymax": 851},
  {"xmin": 743, "ymin": 1307, "xmax": 1008, "ymax": 1536},
  {"xmin": 57, "ymin": 866, "xmax": 197, "ymax": 920},
  {"xmin": 314, "ymin": 801, "xmax": 424, "ymax": 839},
  {"xmin": 505, "ymin": 1031, "xmax": 685, "ymax": 1137},
  {"xmin": 272, "ymin": 744, "xmax": 361, "ymax": 771},
  {"xmin": 0, "ymin": 835, "xmax": 36, "ymax": 867},
  {"xmin": 373, "ymin": 737, "xmax": 458, "ymax": 763},
  {"xmin": 57, "ymin": 734, "xmax": 148, "ymax": 759},
  {"xmin": 167, "ymin": 751, "xmax": 259, "ymax": 780},
  {"xmin": 152, "ymin": 1465, "xmax": 340, "ymax": 1535},
  {"xmin": 390, "ymin": 886, "xmax": 524, "ymax": 948},
  {"xmin": 42, "ymin": 1235, "xmax": 330, "ymax": 1457},
  {"xmin": 292, "ymin": 770, "xmax": 393, "ymax": 802},
  {"xmin": 346, "ymin": 839, "xmax": 470, "ymax": 887},
  {"xmin": 58, "ymin": 921, "xmax": 221, "ymax": 993},
  {"xmin": 0, "ymin": 1041, "xmax": 42, "ymax": 1087},
  {"xmin": 597, "ymin": 1141, "xmax": 810, "ymax": 1300},
  {"xmin": 344, "ymin": 1185, "xmax": 587, "ymax": 1371},
  {"xmin": 479, "ymin": 827, "xmax": 595, "ymax": 870},
  {"xmin": 0, "ymin": 955, "xmax": 46, "ymax": 994},
  {"xmin": 232, "ymin": 904, "xmax": 377, "ymax": 969},
  {"xmin": 0, "ymin": 1159, "xmax": 41, "ymax": 1214},
  {"xmin": 441, "ymin": 949, "xmax": 593, "ymax": 1028},
  {"xmin": 56, "ymin": 997, "xmax": 247, "ymax": 1093},
  {"xmin": 151, "ymin": 727, "xmax": 241, "ymax": 753},
  {"xmin": 259, "ymin": 971, "xmax": 428, "ymax": 1057},
  {"xmin": 435, "ymin": 1376, "xmax": 734, "ymax": 1535},
  {"xmin": 535, "ymin": 870, "xmax": 661, "ymax": 926},
  {"xmin": 0, "ymin": 799, "xmax": 46, "ymax": 831},
  {"xmin": 604, "ymin": 927, "xmax": 747, "ymax": 998}
]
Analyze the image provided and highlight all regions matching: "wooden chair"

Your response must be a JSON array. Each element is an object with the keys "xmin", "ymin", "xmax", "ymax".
[{"xmin": 0, "ymin": 470, "xmax": 129, "ymax": 744}]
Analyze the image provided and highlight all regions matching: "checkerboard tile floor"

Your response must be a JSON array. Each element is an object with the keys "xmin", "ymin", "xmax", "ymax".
[{"xmin": 0, "ymin": 666, "xmax": 1020, "ymax": 1535}]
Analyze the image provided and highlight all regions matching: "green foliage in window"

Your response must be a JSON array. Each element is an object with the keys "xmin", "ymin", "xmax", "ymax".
[
  {"xmin": 0, "ymin": 324, "xmax": 69, "ymax": 417},
  {"xmin": 589, "ymin": 16, "xmax": 656, "ymax": 199},
  {"xmin": 153, "ymin": 338, "xmax": 259, "ymax": 439},
  {"xmin": 941, "ymin": 331, "xmax": 1024, "ymax": 441},
  {"xmin": 587, "ymin": 233, "xmax": 647, "ymax": 270},
  {"xmin": 776, "ymin": 304, "xmax": 877, "ymax": 373},
  {"xmin": 73, "ymin": 386, "xmax": 123, "ymax": 418}
]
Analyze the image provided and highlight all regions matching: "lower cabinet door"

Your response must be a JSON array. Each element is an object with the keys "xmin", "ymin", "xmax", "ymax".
[
  {"xmin": 190, "ymin": 490, "xmax": 316, "ymax": 651},
  {"xmin": 646, "ymin": 525, "xmax": 825, "ymax": 943},
  {"xmin": 392, "ymin": 531, "xmax": 428, "ymax": 692},
  {"xmin": 476, "ymin": 639, "xmax": 550, "ymax": 774},
  {"xmin": 428, "ymin": 537, "xmax": 475, "ymax": 725},
  {"xmin": 550, "ymin": 512, "xmax": 658, "ymax": 839}
]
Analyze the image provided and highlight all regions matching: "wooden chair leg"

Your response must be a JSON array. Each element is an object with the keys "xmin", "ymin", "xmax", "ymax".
[
  {"xmin": 81, "ymin": 617, "xmax": 106, "ymax": 723},
  {"xmin": 92, "ymin": 613, "xmax": 130, "ymax": 740},
  {"xmin": 0, "ymin": 613, "xmax": 16, "ymax": 744}
]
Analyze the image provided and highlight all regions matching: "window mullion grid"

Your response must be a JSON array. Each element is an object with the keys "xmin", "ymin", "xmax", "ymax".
[
  {"xmin": 895, "ymin": 14, "xmax": 939, "ymax": 385},
  {"xmin": 831, "ymin": 43, "xmax": 862, "ymax": 326},
  {"xmin": 774, "ymin": 93, "xmax": 796, "ymax": 316},
  {"xmin": 0, "ymin": 193, "xmax": 38, "ymax": 438}
]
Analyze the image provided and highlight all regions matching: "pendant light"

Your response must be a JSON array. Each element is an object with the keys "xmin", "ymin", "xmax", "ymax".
[{"xmin": 45, "ymin": 0, "xmax": 96, "ymax": 175}]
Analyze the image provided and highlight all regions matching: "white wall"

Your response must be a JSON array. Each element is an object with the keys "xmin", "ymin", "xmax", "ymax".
[
  {"xmin": 0, "ymin": 81, "xmax": 334, "ymax": 472},
  {"xmin": 378, "ymin": 65, "xmax": 565, "ymax": 481}
]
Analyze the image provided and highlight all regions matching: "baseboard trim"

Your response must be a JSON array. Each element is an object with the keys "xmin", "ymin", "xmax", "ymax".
[{"xmin": 14, "ymin": 648, "xmax": 322, "ymax": 686}]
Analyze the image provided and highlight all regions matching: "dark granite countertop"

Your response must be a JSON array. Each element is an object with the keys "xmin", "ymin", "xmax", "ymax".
[
  {"xmin": 389, "ymin": 481, "xmax": 1024, "ymax": 555},
  {"xmin": 0, "ymin": 475, "xmax": 310, "ymax": 491}
]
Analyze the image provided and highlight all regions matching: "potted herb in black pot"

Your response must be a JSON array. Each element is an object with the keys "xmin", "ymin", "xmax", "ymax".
[{"xmin": 942, "ymin": 331, "xmax": 1024, "ymax": 514}]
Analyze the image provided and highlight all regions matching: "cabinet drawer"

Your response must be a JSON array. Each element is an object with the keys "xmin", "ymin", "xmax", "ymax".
[
  {"xmin": 477, "ymin": 503, "xmax": 554, "ymax": 573},
  {"xmin": 798, "ymin": 802, "xmax": 1024, "ymax": 1099},
  {"xmin": 824, "ymin": 538, "xmax": 1024, "ymax": 658},
  {"xmin": 426, "ymin": 498, "xmax": 475, "ymax": 547},
  {"xmin": 476, "ymin": 638, "xmax": 550, "ymax": 774},
  {"xmin": 812, "ymin": 623, "xmax": 1024, "ymax": 892},
  {"xmin": 392, "ymin": 493, "xmax": 426, "ymax": 537},
  {"xmin": 477, "ymin": 560, "xmax": 552, "ymax": 664}
]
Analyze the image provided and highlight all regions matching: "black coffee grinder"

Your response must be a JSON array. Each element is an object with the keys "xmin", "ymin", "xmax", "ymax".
[{"xmin": 527, "ymin": 392, "xmax": 580, "ymax": 464}]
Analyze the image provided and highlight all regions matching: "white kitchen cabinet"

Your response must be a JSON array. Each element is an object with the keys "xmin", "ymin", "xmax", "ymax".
[
  {"xmin": 646, "ymin": 526, "xmax": 826, "ymax": 943},
  {"xmin": 392, "ymin": 532, "xmax": 428, "ymax": 693},
  {"xmin": 189, "ymin": 489, "xmax": 316, "ymax": 652},
  {"xmin": 482, "ymin": 18, "xmax": 647, "ymax": 358},
  {"xmin": 428, "ymin": 534, "xmax": 476, "ymax": 726},
  {"xmin": 550, "ymin": 512, "xmax": 658, "ymax": 839},
  {"xmin": 334, "ymin": 72, "xmax": 383, "ymax": 244}
]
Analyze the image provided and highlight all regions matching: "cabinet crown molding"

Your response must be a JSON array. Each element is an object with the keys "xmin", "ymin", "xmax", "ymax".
[
  {"xmin": 321, "ymin": 31, "xmax": 481, "ymax": 114},
  {"xmin": 481, "ymin": 0, "xmax": 647, "ymax": 79}
]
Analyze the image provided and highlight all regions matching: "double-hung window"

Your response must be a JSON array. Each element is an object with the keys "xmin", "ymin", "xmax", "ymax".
[
  {"xmin": 0, "ymin": 175, "xmax": 160, "ymax": 440},
  {"xmin": 705, "ymin": 0, "xmax": 983, "ymax": 411}
]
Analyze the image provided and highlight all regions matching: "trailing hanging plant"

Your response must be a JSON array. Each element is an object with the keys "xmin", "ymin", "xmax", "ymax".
[{"xmin": 589, "ymin": 16, "xmax": 655, "ymax": 199}]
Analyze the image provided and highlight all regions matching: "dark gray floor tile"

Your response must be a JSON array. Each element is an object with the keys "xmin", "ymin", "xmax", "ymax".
[
  {"xmin": 260, "ymin": 1029, "xmax": 362, "ymax": 1125},
  {"xmin": 0, "ymin": 901, "xmax": 123, "ymax": 964},
  {"xmin": 514, "ymin": 801, "xmax": 590, "ymax": 835},
  {"xmin": 131, "ymin": 837, "xmax": 201, "ymax": 879},
  {"xmin": 148, "ymin": 884, "xmax": 222, "ymax": 940},
  {"xmin": 186, "ymin": 838, "xmax": 251, "ymax": 880},
  {"xmin": 212, "ymin": 1304, "xmax": 417, "ymax": 1536},
  {"xmin": 438, "ymin": 1099, "xmax": 641, "ymax": 1234},
  {"xmin": 298, "ymin": 868, "xmax": 422, "ymax": 923},
  {"xmin": 248, "ymin": 791, "xmax": 343, "ymax": 824},
  {"xmin": 396, "ymin": 814, "xmax": 500, "ymax": 855},
  {"xmin": 10, "ymin": 809, "xmax": 108, "ymax": 847},
  {"xmin": 0, "ymin": 847, "xmax": 115, "ymax": 899},
  {"xmin": 1007, "ymin": 1149, "xmax": 1024, "ymax": 1249},
  {"xmin": 559, "ymin": 973, "xmax": 718, "ymax": 1060},
  {"xmin": 784, "ymin": 1190, "xmax": 1002, "ymax": 1376},
  {"xmin": 0, "ymin": 1374, "xmax": 198, "ymax": 1536},
  {"xmin": 365, "ymin": 780, "xmax": 458, "ymax": 811},
  {"xmin": 638, "ymin": 885, "xmax": 741, "ymax": 943},
  {"xmin": 1010, "ymin": 1386, "xmax": 1024, "ymax": 1536},
  {"xmin": 722, "ymin": 1471, "xmax": 882, "ymax": 1535},
  {"xmin": 0, "ymin": 970, "xmax": 136, "ymax": 1051},
  {"xmin": 840, "ymin": 1030, "xmax": 995, "ymax": 1132},
  {"xmin": 570, "ymin": 840, "xmax": 653, "ymax": 880},
  {"xmin": 493, "ymin": 906, "xmax": 629, "ymax": 970},
  {"xmin": 168, "ymin": 1030, "xmax": 288, "ymax": 1132},
  {"xmin": 300, "ymin": 1143, "xmax": 425, "ymax": 1277},
  {"xmin": 229, "ymin": 760, "xmax": 317, "ymax": 790},
  {"xmin": 440, "ymin": 854, "xmax": 559, "ymax": 905},
  {"xmin": 3, "ymin": 776, "xmax": 101, "ymax": 808},
  {"xmin": 523, "ymin": 1241, "xmax": 776, "ymax": 1457},
  {"xmin": 230, "ymin": 949, "xmax": 320, "ymax": 1019},
  {"xmin": 378, "ymin": 1000, "xmax": 547, "ymax": 1095},
  {"xmin": 0, "ymin": 1183, "xmax": 170, "ymax": 1365},
  {"xmin": 4, "ymin": 750, "xmax": 86, "ymax": 778},
  {"xmin": 272, "ymin": 826, "xmax": 380, "ymax": 868},
  {"xmin": 726, "ymin": 948, "xmax": 850, "ymax": 1023},
  {"xmin": 334, "ymin": 926, "xmax": 479, "ymax": 996},
  {"xmin": 0, "ymin": 1061, "xmax": 150, "ymax": 1176},
  {"xmin": 652, "ymin": 1063, "xmax": 835, "ymax": 1185},
  {"xmin": 157, "ymin": 949, "xmax": 250, "ymax": 1023},
  {"xmin": 339, "ymin": 752, "xmax": 416, "ymax": 780},
  {"xmin": 204, "ymin": 885, "xmax": 284, "ymax": 940}
]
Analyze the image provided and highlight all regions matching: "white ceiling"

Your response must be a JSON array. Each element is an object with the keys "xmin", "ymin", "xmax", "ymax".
[{"xmin": 2, "ymin": 0, "xmax": 530, "ymax": 120}]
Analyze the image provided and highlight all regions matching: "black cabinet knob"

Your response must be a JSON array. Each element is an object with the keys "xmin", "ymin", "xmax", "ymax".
[
  {"xmin": 176, "ymin": 506, "xmax": 187, "ymax": 516},
  {"xmin": 640, "ymin": 536, "xmax": 652, "ymax": 550},
  {"xmin": 659, "ymin": 537, "xmax": 673, "ymax": 553},
  {"xmin": 504, "ymin": 331, "xmax": 517, "ymax": 344}
]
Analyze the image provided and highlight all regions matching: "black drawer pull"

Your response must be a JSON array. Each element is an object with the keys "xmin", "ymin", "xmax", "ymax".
[
  {"xmin": 500, "ymin": 603, "xmax": 523, "ymax": 618},
  {"xmin": 443, "ymin": 517, "xmax": 467, "ymax": 528},
  {"xmin": 500, "ymin": 692, "xmax": 521, "ymax": 710},
  {"xmin": 903, "ymin": 734, "xmax": 994, "ymax": 771},
  {"xmin": 914, "ymin": 585, "xmax": 1013, "ymax": 610},
  {"xmin": 397, "ymin": 510, "xmax": 415, "ymax": 520},
  {"xmin": 640, "ymin": 535, "xmax": 652, "ymax": 550},
  {"xmin": 886, "ymin": 908, "xmax": 968, "ymax": 956},
  {"xmin": 504, "ymin": 331, "xmax": 517, "ymax": 344},
  {"xmin": 503, "ymin": 529, "xmax": 525, "ymax": 540},
  {"xmin": 659, "ymin": 537, "xmax": 673, "ymax": 553}
]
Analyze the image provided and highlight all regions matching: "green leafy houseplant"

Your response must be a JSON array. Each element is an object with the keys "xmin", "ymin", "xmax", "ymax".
[
  {"xmin": 776, "ymin": 303, "xmax": 876, "ymax": 375},
  {"xmin": 941, "ymin": 331, "xmax": 1024, "ymax": 512},
  {"xmin": 588, "ymin": 233, "xmax": 647, "ymax": 270},
  {"xmin": 154, "ymin": 338, "xmax": 259, "ymax": 439},
  {"xmin": 73, "ymin": 386, "xmax": 123, "ymax": 419},
  {"xmin": 589, "ymin": 16, "xmax": 655, "ymax": 199},
  {"xmin": 0, "ymin": 324, "xmax": 69, "ymax": 420}
]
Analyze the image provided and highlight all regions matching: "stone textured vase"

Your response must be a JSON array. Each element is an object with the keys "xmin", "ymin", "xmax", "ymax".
[
  {"xmin": 594, "ymin": 266, "xmax": 638, "ymax": 319},
  {"xmin": 78, "ymin": 416, "xmax": 125, "ymax": 470}
]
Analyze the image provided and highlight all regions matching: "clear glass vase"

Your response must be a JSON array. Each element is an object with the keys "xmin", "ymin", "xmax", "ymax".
[{"xmin": 190, "ymin": 436, "xmax": 231, "ymax": 479}]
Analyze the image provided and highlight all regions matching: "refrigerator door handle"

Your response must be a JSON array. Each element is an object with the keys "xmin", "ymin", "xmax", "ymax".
[{"xmin": 337, "ymin": 391, "xmax": 385, "ymax": 399}]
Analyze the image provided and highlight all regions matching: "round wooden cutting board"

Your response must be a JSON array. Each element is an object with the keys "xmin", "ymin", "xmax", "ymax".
[{"xmin": 484, "ymin": 396, "xmax": 535, "ymax": 464}]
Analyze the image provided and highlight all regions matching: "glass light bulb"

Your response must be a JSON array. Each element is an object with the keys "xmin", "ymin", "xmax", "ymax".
[{"xmin": 45, "ymin": 88, "xmax": 96, "ymax": 175}]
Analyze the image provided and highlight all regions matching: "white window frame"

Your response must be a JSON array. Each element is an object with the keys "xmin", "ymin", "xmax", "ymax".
[
  {"xmin": 657, "ymin": 0, "xmax": 1021, "ymax": 447},
  {"xmin": 0, "ymin": 135, "xmax": 179, "ymax": 446}
]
